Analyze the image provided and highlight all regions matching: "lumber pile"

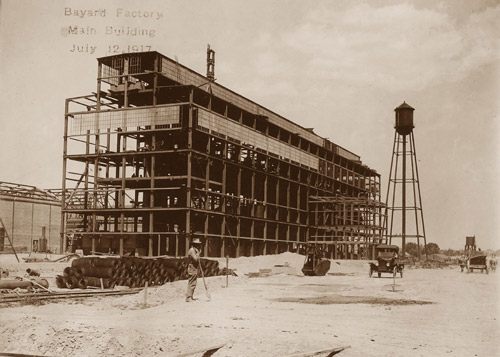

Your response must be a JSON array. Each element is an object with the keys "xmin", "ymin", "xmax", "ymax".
[{"xmin": 56, "ymin": 256, "xmax": 220, "ymax": 289}]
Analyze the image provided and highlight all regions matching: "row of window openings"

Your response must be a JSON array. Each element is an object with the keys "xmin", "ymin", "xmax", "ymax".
[
  {"xmin": 82, "ymin": 159, "xmax": 376, "ymax": 199},
  {"xmin": 110, "ymin": 57, "xmax": 142, "ymax": 76},
  {"xmin": 199, "ymin": 108, "xmax": 334, "ymax": 160},
  {"xmin": 100, "ymin": 63, "xmax": 357, "ymax": 169},
  {"xmin": 80, "ymin": 134, "xmax": 372, "ymax": 189},
  {"xmin": 90, "ymin": 157, "xmax": 374, "ymax": 193},
  {"xmin": 106, "ymin": 59, "xmax": 319, "ymax": 155},
  {"xmin": 105, "ymin": 192, "xmax": 307, "ymax": 211},
  {"xmin": 210, "ymin": 142, "xmax": 374, "ymax": 189}
]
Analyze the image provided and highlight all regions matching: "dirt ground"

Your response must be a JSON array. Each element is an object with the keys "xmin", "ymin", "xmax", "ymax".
[{"xmin": 0, "ymin": 252, "xmax": 498, "ymax": 356}]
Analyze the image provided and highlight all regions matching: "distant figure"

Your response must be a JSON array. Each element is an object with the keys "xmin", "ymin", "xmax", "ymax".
[
  {"xmin": 489, "ymin": 258, "xmax": 497, "ymax": 271},
  {"xmin": 185, "ymin": 237, "xmax": 202, "ymax": 302}
]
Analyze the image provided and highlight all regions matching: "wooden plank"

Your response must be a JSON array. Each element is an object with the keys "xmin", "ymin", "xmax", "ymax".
[
  {"xmin": 0, "ymin": 218, "xmax": 20, "ymax": 262},
  {"xmin": 287, "ymin": 345, "xmax": 351, "ymax": 357},
  {"xmin": 0, "ymin": 353, "xmax": 54, "ymax": 357},
  {"xmin": 175, "ymin": 343, "xmax": 226, "ymax": 357}
]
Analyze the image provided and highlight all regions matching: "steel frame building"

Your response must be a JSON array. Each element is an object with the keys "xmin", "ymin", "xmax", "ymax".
[{"xmin": 61, "ymin": 51, "xmax": 384, "ymax": 258}]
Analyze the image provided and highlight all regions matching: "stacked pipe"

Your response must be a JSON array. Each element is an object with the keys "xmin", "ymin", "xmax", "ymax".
[
  {"xmin": 199, "ymin": 258, "xmax": 220, "ymax": 277},
  {"xmin": 57, "ymin": 256, "xmax": 221, "ymax": 289},
  {"xmin": 0, "ymin": 278, "xmax": 49, "ymax": 290}
]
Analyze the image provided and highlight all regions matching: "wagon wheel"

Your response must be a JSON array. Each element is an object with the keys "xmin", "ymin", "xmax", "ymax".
[{"xmin": 377, "ymin": 272, "xmax": 381, "ymax": 278}]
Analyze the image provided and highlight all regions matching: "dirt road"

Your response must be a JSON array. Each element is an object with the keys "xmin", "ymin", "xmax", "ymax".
[{"xmin": 0, "ymin": 253, "xmax": 498, "ymax": 356}]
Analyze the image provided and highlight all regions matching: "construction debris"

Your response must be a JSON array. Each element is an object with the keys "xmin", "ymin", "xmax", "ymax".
[
  {"xmin": 175, "ymin": 343, "xmax": 227, "ymax": 357},
  {"xmin": 26, "ymin": 268, "xmax": 41, "ymax": 277},
  {"xmin": 218, "ymin": 267, "xmax": 237, "ymax": 276},
  {"xmin": 22, "ymin": 253, "xmax": 81, "ymax": 263},
  {"xmin": 0, "ymin": 277, "xmax": 49, "ymax": 291},
  {"xmin": 0, "ymin": 288, "xmax": 142, "ymax": 305},
  {"xmin": 247, "ymin": 263, "xmax": 298, "ymax": 277},
  {"xmin": 287, "ymin": 345, "xmax": 351, "ymax": 357}
]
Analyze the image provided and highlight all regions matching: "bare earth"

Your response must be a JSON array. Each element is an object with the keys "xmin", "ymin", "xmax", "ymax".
[{"xmin": 0, "ymin": 252, "xmax": 498, "ymax": 356}]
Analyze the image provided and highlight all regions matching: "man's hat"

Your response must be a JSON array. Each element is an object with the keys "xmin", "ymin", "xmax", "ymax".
[{"xmin": 192, "ymin": 237, "xmax": 202, "ymax": 244}]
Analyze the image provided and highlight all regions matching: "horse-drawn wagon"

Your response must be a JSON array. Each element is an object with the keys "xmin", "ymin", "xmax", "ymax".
[{"xmin": 466, "ymin": 254, "xmax": 488, "ymax": 274}]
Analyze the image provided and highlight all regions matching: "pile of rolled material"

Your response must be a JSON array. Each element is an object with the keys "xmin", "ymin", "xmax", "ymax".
[{"xmin": 56, "ymin": 256, "xmax": 220, "ymax": 289}]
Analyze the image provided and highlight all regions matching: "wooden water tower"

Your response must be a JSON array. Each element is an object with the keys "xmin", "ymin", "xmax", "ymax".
[
  {"xmin": 384, "ymin": 102, "xmax": 427, "ymax": 260},
  {"xmin": 465, "ymin": 236, "xmax": 476, "ymax": 257}
]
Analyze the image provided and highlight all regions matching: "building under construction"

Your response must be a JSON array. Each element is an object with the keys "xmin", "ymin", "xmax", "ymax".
[{"xmin": 61, "ymin": 49, "xmax": 384, "ymax": 259}]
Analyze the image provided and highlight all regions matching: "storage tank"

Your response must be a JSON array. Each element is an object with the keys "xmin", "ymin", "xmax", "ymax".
[{"xmin": 394, "ymin": 102, "xmax": 414, "ymax": 136}]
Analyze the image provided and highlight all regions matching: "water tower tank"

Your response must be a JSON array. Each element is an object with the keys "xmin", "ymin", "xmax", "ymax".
[{"xmin": 394, "ymin": 102, "xmax": 414, "ymax": 136}]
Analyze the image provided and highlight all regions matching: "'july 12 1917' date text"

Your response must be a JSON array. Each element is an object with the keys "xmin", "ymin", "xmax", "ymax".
[
  {"xmin": 69, "ymin": 44, "xmax": 152, "ymax": 54},
  {"xmin": 107, "ymin": 45, "xmax": 152, "ymax": 54}
]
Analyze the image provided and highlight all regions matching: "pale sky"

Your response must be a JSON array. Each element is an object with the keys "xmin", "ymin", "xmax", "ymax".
[{"xmin": 0, "ymin": 0, "xmax": 499, "ymax": 250}]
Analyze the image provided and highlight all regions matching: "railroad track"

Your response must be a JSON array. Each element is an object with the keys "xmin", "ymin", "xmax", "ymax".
[{"xmin": 0, "ymin": 288, "xmax": 143, "ymax": 304}]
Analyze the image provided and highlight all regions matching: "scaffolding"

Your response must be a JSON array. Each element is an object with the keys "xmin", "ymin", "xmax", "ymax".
[
  {"xmin": 61, "ymin": 51, "xmax": 382, "ymax": 258},
  {"xmin": 308, "ymin": 192, "xmax": 385, "ymax": 260}
]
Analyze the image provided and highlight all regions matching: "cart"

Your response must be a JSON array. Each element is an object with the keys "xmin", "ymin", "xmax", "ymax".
[{"xmin": 467, "ymin": 255, "xmax": 488, "ymax": 274}]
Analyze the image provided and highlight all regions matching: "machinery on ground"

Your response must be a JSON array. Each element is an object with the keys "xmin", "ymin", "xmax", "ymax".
[
  {"xmin": 302, "ymin": 245, "xmax": 331, "ymax": 276},
  {"xmin": 369, "ymin": 244, "xmax": 404, "ymax": 278}
]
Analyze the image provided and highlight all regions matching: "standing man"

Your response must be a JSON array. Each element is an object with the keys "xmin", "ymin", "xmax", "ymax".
[{"xmin": 186, "ymin": 237, "xmax": 202, "ymax": 302}]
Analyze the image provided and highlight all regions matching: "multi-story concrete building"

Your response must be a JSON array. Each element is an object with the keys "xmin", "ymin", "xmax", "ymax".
[{"xmin": 61, "ymin": 51, "xmax": 384, "ymax": 258}]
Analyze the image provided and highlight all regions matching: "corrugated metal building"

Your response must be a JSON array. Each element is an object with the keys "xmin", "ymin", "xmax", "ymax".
[{"xmin": 0, "ymin": 182, "xmax": 61, "ymax": 253}]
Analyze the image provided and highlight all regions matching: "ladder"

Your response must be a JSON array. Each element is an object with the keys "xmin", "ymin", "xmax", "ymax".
[{"xmin": 0, "ymin": 217, "xmax": 20, "ymax": 262}]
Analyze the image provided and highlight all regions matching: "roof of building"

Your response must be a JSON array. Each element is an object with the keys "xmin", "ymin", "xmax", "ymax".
[
  {"xmin": 0, "ymin": 181, "xmax": 60, "ymax": 202},
  {"xmin": 97, "ymin": 51, "xmax": 371, "ymax": 168},
  {"xmin": 376, "ymin": 244, "xmax": 400, "ymax": 250}
]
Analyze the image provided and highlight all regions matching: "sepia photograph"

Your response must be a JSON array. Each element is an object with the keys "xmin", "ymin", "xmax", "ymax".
[{"xmin": 0, "ymin": 0, "xmax": 498, "ymax": 356}]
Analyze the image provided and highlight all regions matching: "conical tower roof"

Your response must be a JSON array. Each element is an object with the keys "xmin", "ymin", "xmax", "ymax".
[{"xmin": 395, "ymin": 101, "xmax": 414, "ymax": 111}]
